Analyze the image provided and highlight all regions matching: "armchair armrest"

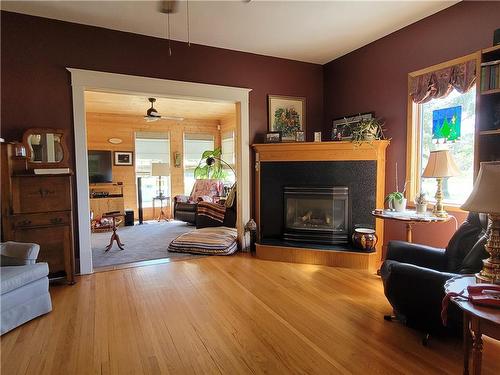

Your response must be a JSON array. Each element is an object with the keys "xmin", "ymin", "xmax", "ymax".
[
  {"xmin": 386, "ymin": 240, "xmax": 447, "ymax": 271},
  {"xmin": 0, "ymin": 241, "xmax": 40, "ymax": 266},
  {"xmin": 173, "ymin": 195, "xmax": 190, "ymax": 203},
  {"xmin": 380, "ymin": 260, "xmax": 460, "ymax": 332}
]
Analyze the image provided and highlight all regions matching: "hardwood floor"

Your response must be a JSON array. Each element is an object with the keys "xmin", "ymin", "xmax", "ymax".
[{"xmin": 1, "ymin": 256, "xmax": 499, "ymax": 374}]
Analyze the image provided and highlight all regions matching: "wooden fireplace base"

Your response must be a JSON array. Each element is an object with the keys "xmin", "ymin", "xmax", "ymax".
[{"xmin": 255, "ymin": 243, "xmax": 378, "ymax": 271}]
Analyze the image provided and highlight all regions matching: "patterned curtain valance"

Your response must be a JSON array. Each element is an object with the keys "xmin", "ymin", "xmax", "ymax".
[{"xmin": 409, "ymin": 60, "xmax": 476, "ymax": 104}]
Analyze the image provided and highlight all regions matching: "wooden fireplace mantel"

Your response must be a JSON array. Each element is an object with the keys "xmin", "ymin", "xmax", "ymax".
[{"xmin": 252, "ymin": 140, "xmax": 390, "ymax": 271}]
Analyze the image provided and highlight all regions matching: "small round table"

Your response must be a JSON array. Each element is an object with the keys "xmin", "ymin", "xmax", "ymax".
[
  {"xmin": 372, "ymin": 209, "xmax": 451, "ymax": 242},
  {"xmin": 102, "ymin": 212, "xmax": 125, "ymax": 251},
  {"xmin": 153, "ymin": 195, "xmax": 170, "ymax": 222},
  {"xmin": 444, "ymin": 275, "xmax": 500, "ymax": 375}
]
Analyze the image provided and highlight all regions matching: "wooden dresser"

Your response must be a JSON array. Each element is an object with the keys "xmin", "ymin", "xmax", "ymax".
[{"xmin": 1, "ymin": 137, "xmax": 76, "ymax": 284}]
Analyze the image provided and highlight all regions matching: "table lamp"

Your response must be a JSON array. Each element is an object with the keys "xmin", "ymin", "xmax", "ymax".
[
  {"xmin": 422, "ymin": 150, "xmax": 460, "ymax": 218},
  {"xmin": 461, "ymin": 161, "xmax": 500, "ymax": 284},
  {"xmin": 151, "ymin": 162, "xmax": 170, "ymax": 198}
]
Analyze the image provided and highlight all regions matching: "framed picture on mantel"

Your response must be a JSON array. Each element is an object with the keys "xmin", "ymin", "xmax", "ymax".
[{"xmin": 268, "ymin": 95, "xmax": 306, "ymax": 142}]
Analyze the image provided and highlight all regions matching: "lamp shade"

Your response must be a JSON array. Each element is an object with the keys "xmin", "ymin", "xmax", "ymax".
[
  {"xmin": 151, "ymin": 162, "xmax": 170, "ymax": 177},
  {"xmin": 461, "ymin": 161, "xmax": 500, "ymax": 213},
  {"xmin": 422, "ymin": 150, "xmax": 461, "ymax": 178}
]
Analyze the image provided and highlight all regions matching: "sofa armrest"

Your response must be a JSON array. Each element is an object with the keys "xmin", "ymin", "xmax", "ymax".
[
  {"xmin": 386, "ymin": 240, "xmax": 447, "ymax": 271},
  {"xmin": 0, "ymin": 241, "xmax": 40, "ymax": 266}
]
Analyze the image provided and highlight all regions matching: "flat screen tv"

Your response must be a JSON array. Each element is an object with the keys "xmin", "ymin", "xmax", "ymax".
[{"xmin": 88, "ymin": 150, "xmax": 112, "ymax": 183}]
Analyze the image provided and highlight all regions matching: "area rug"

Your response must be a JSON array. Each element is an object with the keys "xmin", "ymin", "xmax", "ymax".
[{"xmin": 91, "ymin": 221, "xmax": 202, "ymax": 268}]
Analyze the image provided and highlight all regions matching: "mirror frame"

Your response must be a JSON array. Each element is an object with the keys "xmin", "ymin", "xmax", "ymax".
[{"xmin": 22, "ymin": 128, "xmax": 70, "ymax": 169}]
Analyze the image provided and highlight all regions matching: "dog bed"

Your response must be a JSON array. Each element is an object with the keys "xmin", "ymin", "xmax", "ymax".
[{"xmin": 168, "ymin": 227, "xmax": 238, "ymax": 255}]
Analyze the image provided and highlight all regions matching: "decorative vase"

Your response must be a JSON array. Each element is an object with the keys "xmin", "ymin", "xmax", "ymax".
[
  {"xmin": 393, "ymin": 198, "xmax": 407, "ymax": 212},
  {"xmin": 416, "ymin": 203, "xmax": 427, "ymax": 214},
  {"xmin": 352, "ymin": 228, "xmax": 378, "ymax": 251}
]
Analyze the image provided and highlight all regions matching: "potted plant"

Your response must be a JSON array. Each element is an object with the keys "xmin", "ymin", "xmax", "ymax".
[
  {"xmin": 385, "ymin": 163, "xmax": 408, "ymax": 212},
  {"xmin": 415, "ymin": 192, "xmax": 428, "ymax": 214},
  {"xmin": 193, "ymin": 148, "xmax": 227, "ymax": 179},
  {"xmin": 346, "ymin": 117, "xmax": 387, "ymax": 145}
]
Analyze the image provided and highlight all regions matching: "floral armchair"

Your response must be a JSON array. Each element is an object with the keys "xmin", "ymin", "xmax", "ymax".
[{"xmin": 173, "ymin": 179, "xmax": 224, "ymax": 224}]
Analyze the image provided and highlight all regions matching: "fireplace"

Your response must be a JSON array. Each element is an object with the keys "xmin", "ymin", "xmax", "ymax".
[{"xmin": 283, "ymin": 186, "xmax": 349, "ymax": 245}]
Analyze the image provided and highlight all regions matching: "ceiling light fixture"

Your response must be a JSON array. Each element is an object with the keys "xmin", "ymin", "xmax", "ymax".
[{"xmin": 159, "ymin": 0, "xmax": 191, "ymax": 56}]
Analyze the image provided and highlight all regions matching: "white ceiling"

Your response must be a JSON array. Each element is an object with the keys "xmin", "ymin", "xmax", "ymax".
[
  {"xmin": 85, "ymin": 91, "xmax": 236, "ymax": 121},
  {"xmin": 2, "ymin": 0, "xmax": 458, "ymax": 64}
]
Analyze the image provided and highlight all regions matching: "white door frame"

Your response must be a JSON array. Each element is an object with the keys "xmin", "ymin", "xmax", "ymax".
[{"xmin": 68, "ymin": 68, "xmax": 251, "ymax": 274}]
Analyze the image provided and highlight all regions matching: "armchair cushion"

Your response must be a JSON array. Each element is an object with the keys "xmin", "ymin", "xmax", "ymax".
[
  {"xmin": 0, "ymin": 242, "xmax": 40, "ymax": 266},
  {"xmin": 459, "ymin": 233, "xmax": 489, "ymax": 274},
  {"xmin": 0, "ymin": 263, "xmax": 49, "ymax": 295},
  {"xmin": 386, "ymin": 240, "xmax": 447, "ymax": 271},
  {"xmin": 445, "ymin": 212, "xmax": 488, "ymax": 273}
]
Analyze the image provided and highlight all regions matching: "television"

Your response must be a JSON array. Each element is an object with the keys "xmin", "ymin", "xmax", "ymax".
[{"xmin": 88, "ymin": 150, "xmax": 112, "ymax": 183}]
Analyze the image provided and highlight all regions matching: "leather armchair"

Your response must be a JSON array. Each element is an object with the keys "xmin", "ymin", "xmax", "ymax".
[
  {"xmin": 173, "ymin": 179, "xmax": 224, "ymax": 224},
  {"xmin": 380, "ymin": 212, "xmax": 489, "ymax": 335}
]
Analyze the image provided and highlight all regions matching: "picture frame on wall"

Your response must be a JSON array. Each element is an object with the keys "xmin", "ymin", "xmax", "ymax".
[
  {"xmin": 332, "ymin": 112, "xmax": 373, "ymax": 140},
  {"xmin": 268, "ymin": 95, "xmax": 306, "ymax": 142},
  {"xmin": 114, "ymin": 151, "xmax": 133, "ymax": 166},
  {"xmin": 265, "ymin": 132, "xmax": 282, "ymax": 143}
]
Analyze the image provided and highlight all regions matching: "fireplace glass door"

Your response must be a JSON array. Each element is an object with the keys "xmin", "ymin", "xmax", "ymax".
[{"xmin": 283, "ymin": 186, "xmax": 349, "ymax": 244}]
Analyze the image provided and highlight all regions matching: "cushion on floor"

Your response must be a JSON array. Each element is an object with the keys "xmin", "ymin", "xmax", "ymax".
[{"xmin": 168, "ymin": 227, "xmax": 238, "ymax": 255}]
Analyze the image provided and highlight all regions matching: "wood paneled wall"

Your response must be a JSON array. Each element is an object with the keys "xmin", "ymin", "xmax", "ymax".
[{"xmin": 86, "ymin": 112, "xmax": 224, "ymax": 220}]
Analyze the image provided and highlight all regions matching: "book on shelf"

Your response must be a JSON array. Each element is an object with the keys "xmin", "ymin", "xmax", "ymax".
[{"xmin": 481, "ymin": 61, "xmax": 500, "ymax": 92}]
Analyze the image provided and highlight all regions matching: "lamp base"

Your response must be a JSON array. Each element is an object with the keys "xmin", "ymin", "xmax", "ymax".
[
  {"xmin": 432, "ymin": 207, "xmax": 448, "ymax": 218},
  {"xmin": 476, "ymin": 213, "xmax": 500, "ymax": 285}
]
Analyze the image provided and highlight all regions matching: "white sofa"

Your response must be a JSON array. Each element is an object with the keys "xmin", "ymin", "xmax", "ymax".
[{"xmin": 1, "ymin": 242, "xmax": 52, "ymax": 335}]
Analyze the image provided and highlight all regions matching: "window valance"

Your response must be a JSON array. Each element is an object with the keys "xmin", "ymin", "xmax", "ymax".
[{"xmin": 409, "ymin": 60, "xmax": 476, "ymax": 104}]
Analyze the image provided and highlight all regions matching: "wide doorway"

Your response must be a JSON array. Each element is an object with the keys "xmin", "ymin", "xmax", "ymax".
[{"xmin": 84, "ymin": 91, "xmax": 237, "ymax": 270}]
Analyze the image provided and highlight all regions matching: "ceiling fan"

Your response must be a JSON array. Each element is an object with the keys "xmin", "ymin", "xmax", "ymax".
[{"xmin": 144, "ymin": 97, "xmax": 184, "ymax": 122}]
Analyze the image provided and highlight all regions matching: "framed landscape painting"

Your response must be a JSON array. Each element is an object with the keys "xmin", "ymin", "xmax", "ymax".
[{"xmin": 268, "ymin": 95, "xmax": 306, "ymax": 141}]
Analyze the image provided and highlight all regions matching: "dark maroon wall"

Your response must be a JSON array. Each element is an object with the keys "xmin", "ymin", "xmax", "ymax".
[
  {"xmin": 323, "ymin": 1, "xmax": 500, "ymax": 250},
  {"xmin": 0, "ymin": 11, "xmax": 323, "ymax": 153}
]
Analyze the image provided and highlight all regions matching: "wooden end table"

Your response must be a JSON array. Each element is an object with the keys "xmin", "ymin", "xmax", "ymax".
[
  {"xmin": 102, "ymin": 212, "xmax": 125, "ymax": 251},
  {"xmin": 444, "ymin": 275, "xmax": 500, "ymax": 375},
  {"xmin": 372, "ymin": 209, "xmax": 451, "ymax": 243}
]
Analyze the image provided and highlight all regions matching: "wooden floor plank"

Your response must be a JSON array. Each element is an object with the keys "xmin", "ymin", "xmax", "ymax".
[{"xmin": 1, "ymin": 255, "xmax": 499, "ymax": 374}]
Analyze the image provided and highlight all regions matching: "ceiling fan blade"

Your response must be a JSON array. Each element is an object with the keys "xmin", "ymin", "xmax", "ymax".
[{"xmin": 162, "ymin": 116, "xmax": 184, "ymax": 121}]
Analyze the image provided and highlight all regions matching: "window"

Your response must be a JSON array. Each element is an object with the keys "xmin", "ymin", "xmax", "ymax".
[
  {"xmin": 183, "ymin": 133, "xmax": 214, "ymax": 195},
  {"xmin": 135, "ymin": 132, "xmax": 170, "ymax": 207},
  {"xmin": 221, "ymin": 130, "xmax": 236, "ymax": 185},
  {"xmin": 406, "ymin": 56, "xmax": 477, "ymax": 207}
]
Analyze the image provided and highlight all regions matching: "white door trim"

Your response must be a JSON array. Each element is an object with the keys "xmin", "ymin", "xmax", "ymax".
[{"xmin": 68, "ymin": 68, "xmax": 251, "ymax": 274}]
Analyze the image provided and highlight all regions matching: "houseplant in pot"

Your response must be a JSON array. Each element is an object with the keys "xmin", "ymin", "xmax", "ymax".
[
  {"xmin": 346, "ymin": 117, "xmax": 387, "ymax": 145},
  {"xmin": 415, "ymin": 192, "xmax": 428, "ymax": 214},
  {"xmin": 385, "ymin": 163, "xmax": 408, "ymax": 212}
]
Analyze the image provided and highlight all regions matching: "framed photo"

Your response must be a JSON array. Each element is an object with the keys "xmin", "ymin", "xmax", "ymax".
[
  {"xmin": 268, "ymin": 95, "xmax": 306, "ymax": 142},
  {"xmin": 295, "ymin": 131, "xmax": 305, "ymax": 142},
  {"xmin": 265, "ymin": 132, "xmax": 282, "ymax": 143},
  {"xmin": 114, "ymin": 151, "xmax": 133, "ymax": 166},
  {"xmin": 314, "ymin": 132, "xmax": 322, "ymax": 142},
  {"xmin": 332, "ymin": 112, "xmax": 373, "ymax": 140}
]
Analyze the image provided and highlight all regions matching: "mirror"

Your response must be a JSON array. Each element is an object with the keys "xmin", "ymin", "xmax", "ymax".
[
  {"xmin": 27, "ymin": 133, "xmax": 64, "ymax": 163},
  {"xmin": 23, "ymin": 128, "xmax": 69, "ymax": 167}
]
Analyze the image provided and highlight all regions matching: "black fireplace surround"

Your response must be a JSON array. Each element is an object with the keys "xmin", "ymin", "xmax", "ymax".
[{"xmin": 259, "ymin": 161, "xmax": 377, "ymax": 250}]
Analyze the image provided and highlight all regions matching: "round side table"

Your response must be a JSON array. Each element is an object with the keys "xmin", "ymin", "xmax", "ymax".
[{"xmin": 444, "ymin": 275, "xmax": 500, "ymax": 375}]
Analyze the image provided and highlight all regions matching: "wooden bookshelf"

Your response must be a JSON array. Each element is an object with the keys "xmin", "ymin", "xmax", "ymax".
[{"xmin": 475, "ymin": 46, "xmax": 500, "ymax": 175}]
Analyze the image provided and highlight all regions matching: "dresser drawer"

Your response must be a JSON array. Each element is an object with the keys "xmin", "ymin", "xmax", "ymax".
[
  {"xmin": 12, "ymin": 212, "xmax": 71, "ymax": 228},
  {"xmin": 11, "ymin": 175, "xmax": 72, "ymax": 214}
]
